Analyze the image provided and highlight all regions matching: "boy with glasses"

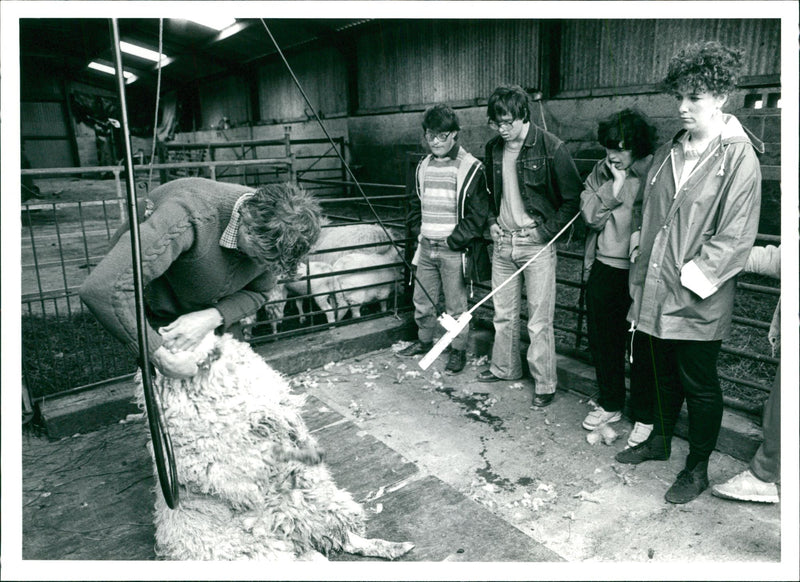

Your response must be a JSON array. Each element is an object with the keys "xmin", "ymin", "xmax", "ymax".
[
  {"xmin": 478, "ymin": 85, "xmax": 582, "ymax": 408},
  {"xmin": 398, "ymin": 104, "xmax": 491, "ymax": 375}
]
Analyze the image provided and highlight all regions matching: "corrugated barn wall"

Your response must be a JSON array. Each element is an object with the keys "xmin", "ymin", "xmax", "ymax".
[
  {"xmin": 20, "ymin": 68, "xmax": 77, "ymax": 169},
  {"xmin": 559, "ymin": 19, "xmax": 781, "ymax": 94},
  {"xmin": 198, "ymin": 73, "xmax": 250, "ymax": 128},
  {"xmin": 257, "ymin": 46, "xmax": 348, "ymax": 122},
  {"xmin": 356, "ymin": 20, "xmax": 542, "ymax": 111},
  {"xmin": 21, "ymin": 102, "xmax": 74, "ymax": 168}
]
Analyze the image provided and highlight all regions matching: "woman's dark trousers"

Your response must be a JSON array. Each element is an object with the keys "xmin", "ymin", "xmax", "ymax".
[
  {"xmin": 585, "ymin": 260, "xmax": 631, "ymax": 414},
  {"xmin": 642, "ymin": 333, "xmax": 723, "ymax": 469}
]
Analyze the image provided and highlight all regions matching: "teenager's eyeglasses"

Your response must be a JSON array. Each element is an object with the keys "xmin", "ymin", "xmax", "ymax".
[
  {"xmin": 424, "ymin": 131, "xmax": 452, "ymax": 142},
  {"xmin": 487, "ymin": 119, "xmax": 515, "ymax": 131}
]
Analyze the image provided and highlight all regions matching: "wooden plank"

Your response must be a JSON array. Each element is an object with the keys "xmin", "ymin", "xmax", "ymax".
[
  {"xmin": 332, "ymin": 475, "xmax": 564, "ymax": 562},
  {"xmin": 301, "ymin": 394, "xmax": 346, "ymax": 432},
  {"xmin": 312, "ymin": 419, "xmax": 419, "ymax": 502},
  {"xmin": 23, "ymin": 422, "xmax": 156, "ymax": 560}
]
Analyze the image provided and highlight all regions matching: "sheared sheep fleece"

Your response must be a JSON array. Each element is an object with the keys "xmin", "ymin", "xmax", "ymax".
[{"xmin": 137, "ymin": 333, "xmax": 365, "ymax": 560}]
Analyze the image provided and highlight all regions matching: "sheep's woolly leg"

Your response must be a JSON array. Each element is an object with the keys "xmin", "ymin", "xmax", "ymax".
[{"xmin": 342, "ymin": 531, "xmax": 414, "ymax": 560}]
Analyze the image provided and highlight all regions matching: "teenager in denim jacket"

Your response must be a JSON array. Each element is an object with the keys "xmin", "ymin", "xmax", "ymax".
[{"xmin": 477, "ymin": 85, "xmax": 582, "ymax": 409}]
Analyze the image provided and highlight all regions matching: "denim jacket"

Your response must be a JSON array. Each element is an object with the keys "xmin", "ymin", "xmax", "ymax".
[{"xmin": 484, "ymin": 124, "xmax": 583, "ymax": 239}]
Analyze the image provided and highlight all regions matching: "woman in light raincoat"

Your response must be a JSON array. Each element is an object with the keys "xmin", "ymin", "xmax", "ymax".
[{"xmin": 615, "ymin": 41, "xmax": 763, "ymax": 505}]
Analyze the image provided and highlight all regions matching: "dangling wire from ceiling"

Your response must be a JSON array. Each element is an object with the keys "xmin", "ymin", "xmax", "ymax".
[
  {"xmin": 110, "ymin": 17, "xmax": 180, "ymax": 509},
  {"xmin": 259, "ymin": 19, "xmax": 442, "ymax": 317},
  {"xmin": 147, "ymin": 18, "xmax": 164, "ymax": 191}
]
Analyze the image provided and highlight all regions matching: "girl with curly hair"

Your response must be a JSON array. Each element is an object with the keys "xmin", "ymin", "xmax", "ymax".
[{"xmin": 614, "ymin": 41, "xmax": 764, "ymax": 505}]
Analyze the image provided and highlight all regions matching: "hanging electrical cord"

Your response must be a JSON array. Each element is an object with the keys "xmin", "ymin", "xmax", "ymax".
[
  {"xmin": 147, "ymin": 18, "xmax": 164, "ymax": 191},
  {"xmin": 419, "ymin": 210, "xmax": 580, "ymax": 370},
  {"xmin": 259, "ymin": 20, "xmax": 442, "ymax": 316},
  {"xmin": 110, "ymin": 18, "xmax": 180, "ymax": 509}
]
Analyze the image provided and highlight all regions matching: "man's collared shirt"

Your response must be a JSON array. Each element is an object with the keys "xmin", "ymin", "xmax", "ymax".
[{"xmin": 219, "ymin": 192, "xmax": 254, "ymax": 249}]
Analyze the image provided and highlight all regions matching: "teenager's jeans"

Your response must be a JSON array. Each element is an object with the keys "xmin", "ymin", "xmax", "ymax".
[
  {"xmin": 489, "ymin": 230, "xmax": 556, "ymax": 394},
  {"xmin": 412, "ymin": 237, "xmax": 469, "ymax": 351}
]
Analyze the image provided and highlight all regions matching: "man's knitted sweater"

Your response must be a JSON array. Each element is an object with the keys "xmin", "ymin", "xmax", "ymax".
[{"xmin": 79, "ymin": 178, "xmax": 278, "ymax": 358}]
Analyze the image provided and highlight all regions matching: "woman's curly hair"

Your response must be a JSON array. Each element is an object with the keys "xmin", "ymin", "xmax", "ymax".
[
  {"xmin": 597, "ymin": 108, "xmax": 658, "ymax": 160},
  {"xmin": 660, "ymin": 41, "xmax": 744, "ymax": 96},
  {"xmin": 240, "ymin": 182, "xmax": 321, "ymax": 277}
]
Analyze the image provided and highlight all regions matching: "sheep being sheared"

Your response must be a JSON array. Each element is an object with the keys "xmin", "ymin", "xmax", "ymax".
[
  {"xmin": 312, "ymin": 222, "xmax": 400, "ymax": 265},
  {"xmin": 286, "ymin": 261, "xmax": 339, "ymax": 324},
  {"xmin": 137, "ymin": 332, "xmax": 414, "ymax": 561},
  {"xmin": 332, "ymin": 248, "xmax": 403, "ymax": 322}
]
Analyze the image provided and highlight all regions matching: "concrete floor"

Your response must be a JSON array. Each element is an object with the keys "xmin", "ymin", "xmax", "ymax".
[
  {"xmin": 21, "ymin": 341, "xmax": 785, "ymax": 574},
  {"xmin": 296, "ymin": 345, "xmax": 782, "ymax": 563},
  {"xmin": 16, "ymin": 305, "xmax": 798, "ymax": 582}
]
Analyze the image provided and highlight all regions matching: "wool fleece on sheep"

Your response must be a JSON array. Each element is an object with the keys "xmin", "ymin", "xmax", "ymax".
[{"xmin": 137, "ymin": 332, "xmax": 414, "ymax": 560}]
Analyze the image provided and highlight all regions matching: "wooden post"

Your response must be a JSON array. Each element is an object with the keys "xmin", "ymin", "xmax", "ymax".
[{"xmin": 284, "ymin": 126, "xmax": 294, "ymax": 183}]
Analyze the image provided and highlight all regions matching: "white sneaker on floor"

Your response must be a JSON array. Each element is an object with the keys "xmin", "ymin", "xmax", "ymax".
[
  {"xmin": 582, "ymin": 406, "xmax": 622, "ymax": 430},
  {"xmin": 626, "ymin": 422, "xmax": 653, "ymax": 448},
  {"xmin": 711, "ymin": 470, "xmax": 779, "ymax": 503}
]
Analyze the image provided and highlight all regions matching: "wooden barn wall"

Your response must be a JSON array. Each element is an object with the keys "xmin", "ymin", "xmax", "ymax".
[
  {"xmin": 559, "ymin": 19, "xmax": 781, "ymax": 93},
  {"xmin": 256, "ymin": 46, "xmax": 348, "ymax": 123},
  {"xmin": 197, "ymin": 74, "xmax": 250, "ymax": 130},
  {"xmin": 21, "ymin": 102, "xmax": 72, "ymax": 168},
  {"xmin": 355, "ymin": 20, "xmax": 542, "ymax": 111}
]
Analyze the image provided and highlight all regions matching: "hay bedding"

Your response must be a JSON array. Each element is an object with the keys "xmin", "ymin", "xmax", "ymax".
[{"xmin": 137, "ymin": 333, "xmax": 411, "ymax": 561}]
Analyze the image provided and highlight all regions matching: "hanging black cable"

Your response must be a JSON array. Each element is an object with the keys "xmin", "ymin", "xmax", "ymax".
[
  {"xmin": 259, "ymin": 20, "xmax": 442, "ymax": 316},
  {"xmin": 110, "ymin": 18, "xmax": 180, "ymax": 509}
]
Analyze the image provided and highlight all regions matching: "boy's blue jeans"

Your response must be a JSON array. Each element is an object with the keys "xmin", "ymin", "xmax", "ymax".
[
  {"xmin": 411, "ymin": 237, "xmax": 469, "ymax": 351},
  {"xmin": 489, "ymin": 230, "xmax": 557, "ymax": 394}
]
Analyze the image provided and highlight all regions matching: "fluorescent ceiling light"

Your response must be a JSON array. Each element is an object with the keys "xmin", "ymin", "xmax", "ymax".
[
  {"xmin": 88, "ymin": 61, "xmax": 138, "ymax": 84},
  {"xmin": 120, "ymin": 41, "xmax": 168, "ymax": 63},
  {"xmin": 187, "ymin": 17, "xmax": 237, "ymax": 31}
]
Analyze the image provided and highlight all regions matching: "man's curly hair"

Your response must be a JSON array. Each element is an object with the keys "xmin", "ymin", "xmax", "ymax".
[
  {"xmin": 660, "ymin": 41, "xmax": 744, "ymax": 96},
  {"xmin": 240, "ymin": 182, "xmax": 321, "ymax": 277}
]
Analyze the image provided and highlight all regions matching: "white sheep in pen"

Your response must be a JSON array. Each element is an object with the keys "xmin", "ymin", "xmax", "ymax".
[
  {"xmin": 332, "ymin": 247, "xmax": 404, "ymax": 322},
  {"xmin": 139, "ymin": 332, "xmax": 414, "ymax": 561},
  {"xmin": 240, "ymin": 222, "xmax": 406, "ymax": 332},
  {"xmin": 311, "ymin": 221, "xmax": 400, "ymax": 265},
  {"xmin": 286, "ymin": 261, "xmax": 338, "ymax": 324}
]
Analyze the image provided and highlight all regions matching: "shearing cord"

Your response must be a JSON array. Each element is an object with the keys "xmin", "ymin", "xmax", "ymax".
[
  {"xmin": 110, "ymin": 18, "xmax": 180, "ymax": 509},
  {"xmin": 259, "ymin": 20, "xmax": 442, "ymax": 316}
]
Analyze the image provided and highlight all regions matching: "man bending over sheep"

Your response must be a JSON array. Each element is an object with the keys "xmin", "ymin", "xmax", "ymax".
[
  {"xmin": 398, "ymin": 104, "xmax": 491, "ymax": 374},
  {"xmin": 80, "ymin": 177, "xmax": 321, "ymax": 378}
]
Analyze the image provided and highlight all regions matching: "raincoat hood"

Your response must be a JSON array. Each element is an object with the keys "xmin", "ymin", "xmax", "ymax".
[
  {"xmin": 627, "ymin": 112, "xmax": 762, "ymax": 341},
  {"xmin": 670, "ymin": 113, "xmax": 765, "ymax": 153}
]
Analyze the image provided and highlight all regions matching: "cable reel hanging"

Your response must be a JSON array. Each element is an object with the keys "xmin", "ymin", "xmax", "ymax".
[{"xmin": 109, "ymin": 18, "xmax": 180, "ymax": 509}]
